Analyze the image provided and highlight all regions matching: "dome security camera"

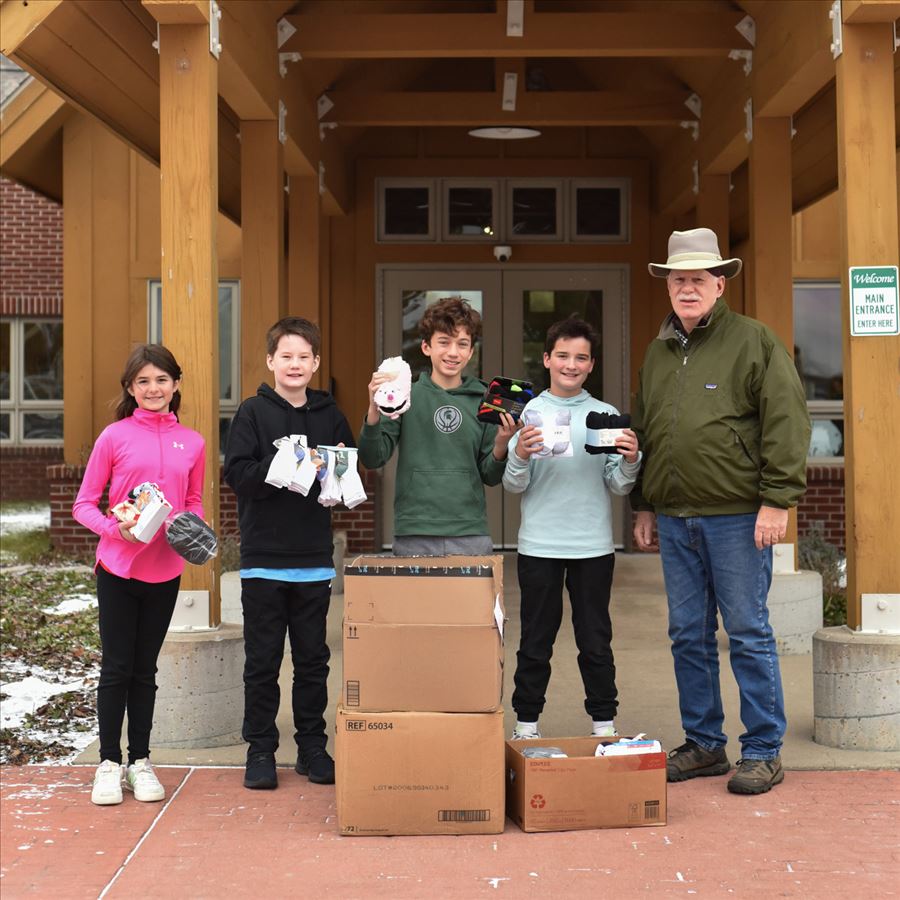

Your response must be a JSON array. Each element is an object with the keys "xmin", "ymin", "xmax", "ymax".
[{"xmin": 493, "ymin": 245, "xmax": 512, "ymax": 262}]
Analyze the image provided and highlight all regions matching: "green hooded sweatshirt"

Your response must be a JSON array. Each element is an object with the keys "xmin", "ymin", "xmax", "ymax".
[{"xmin": 358, "ymin": 373, "xmax": 505, "ymax": 537}]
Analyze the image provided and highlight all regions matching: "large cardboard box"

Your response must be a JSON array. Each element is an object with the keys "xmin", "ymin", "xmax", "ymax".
[
  {"xmin": 343, "ymin": 555, "xmax": 505, "ymax": 712},
  {"xmin": 506, "ymin": 737, "xmax": 667, "ymax": 832},
  {"xmin": 335, "ymin": 706, "xmax": 506, "ymax": 836}
]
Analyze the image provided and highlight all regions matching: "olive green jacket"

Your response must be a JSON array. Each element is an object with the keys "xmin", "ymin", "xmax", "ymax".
[{"xmin": 630, "ymin": 300, "xmax": 810, "ymax": 516}]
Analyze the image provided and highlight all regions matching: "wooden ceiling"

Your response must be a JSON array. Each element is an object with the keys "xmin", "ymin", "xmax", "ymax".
[{"xmin": 2, "ymin": 0, "xmax": 898, "ymax": 230}]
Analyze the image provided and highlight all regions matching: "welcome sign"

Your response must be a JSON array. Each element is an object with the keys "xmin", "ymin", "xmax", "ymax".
[{"xmin": 849, "ymin": 266, "xmax": 899, "ymax": 336}]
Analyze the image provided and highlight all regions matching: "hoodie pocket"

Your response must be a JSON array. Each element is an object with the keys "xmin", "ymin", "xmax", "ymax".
[{"xmin": 405, "ymin": 468, "xmax": 481, "ymax": 519}]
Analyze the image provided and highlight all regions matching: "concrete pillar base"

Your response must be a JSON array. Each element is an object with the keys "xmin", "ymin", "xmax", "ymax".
[
  {"xmin": 768, "ymin": 570, "xmax": 823, "ymax": 655},
  {"xmin": 813, "ymin": 626, "xmax": 900, "ymax": 751},
  {"xmin": 153, "ymin": 623, "xmax": 245, "ymax": 749}
]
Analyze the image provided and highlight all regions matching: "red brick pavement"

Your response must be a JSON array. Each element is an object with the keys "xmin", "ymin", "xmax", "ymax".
[{"xmin": 2, "ymin": 766, "xmax": 898, "ymax": 898}]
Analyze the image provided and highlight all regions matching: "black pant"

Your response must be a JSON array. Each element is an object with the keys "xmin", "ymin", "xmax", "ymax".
[
  {"xmin": 96, "ymin": 566, "xmax": 180, "ymax": 765},
  {"xmin": 512, "ymin": 553, "xmax": 617, "ymax": 722},
  {"xmin": 241, "ymin": 578, "xmax": 331, "ymax": 756}
]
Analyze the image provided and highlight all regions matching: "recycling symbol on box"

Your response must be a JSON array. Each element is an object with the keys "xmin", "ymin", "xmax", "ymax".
[{"xmin": 530, "ymin": 794, "xmax": 546, "ymax": 809}]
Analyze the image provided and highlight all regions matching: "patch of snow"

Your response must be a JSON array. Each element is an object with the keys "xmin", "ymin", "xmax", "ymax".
[
  {"xmin": 42, "ymin": 593, "xmax": 97, "ymax": 616},
  {"xmin": 0, "ymin": 506, "xmax": 50, "ymax": 537},
  {"xmin": 0, "ymin": 675, "xmax": 88, "ymax": 728}
]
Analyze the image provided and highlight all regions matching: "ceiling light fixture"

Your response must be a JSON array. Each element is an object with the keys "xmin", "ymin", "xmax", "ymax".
[{"xmin": 468, "ymin": 127, "xmax": 541, "ymax": 140}]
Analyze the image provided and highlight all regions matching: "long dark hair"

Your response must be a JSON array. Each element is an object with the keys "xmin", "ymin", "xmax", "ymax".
[{"xmin": 115, "ymin": 344, "xmax": 183, "ymax": 421}]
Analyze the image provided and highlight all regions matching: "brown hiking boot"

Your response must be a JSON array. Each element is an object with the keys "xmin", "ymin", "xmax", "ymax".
[
  {"xmin": 727, "ymin": 757, "xmax": 784, "ymax": 795},
  {"xmin": 666, "ymin": 740, "xmax": 731, "ymax": 782}
]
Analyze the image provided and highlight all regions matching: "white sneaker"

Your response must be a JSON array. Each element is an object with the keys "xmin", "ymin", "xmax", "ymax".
[
  {"xmin": 91, "ymin": 760, "xmax": 123, "ymax": 806},
  {"xmin": 123, "ymin": 759, "xmax": 165, "ymax": 802},
  {"xmin": 592, "ymin": 724, "xmax": 618, "ymax": 737},
  {"xmin": 511, "ymin": 723, "xmax": 542, "ymax": 740}
]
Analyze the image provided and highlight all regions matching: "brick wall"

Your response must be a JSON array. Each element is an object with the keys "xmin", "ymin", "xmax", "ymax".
[
  {"xmin": 798, "ymin": 465, "xmax": 846, "ymax": 552},
  {"xmin": 1, "ymin": 446, "xmax": 64, "ymax": 501},
  {"xmin": 48, "ymin": 463, "xmax": 379, "ymax": 557},
  {"xmin": 0, "ymin": 177, "xmax": 63, "ymax": 316}
]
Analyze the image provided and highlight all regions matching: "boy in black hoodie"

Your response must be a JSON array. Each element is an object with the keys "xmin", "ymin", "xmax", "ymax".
[{"xmin": 225, "ymin": 317, "xmax": 353, "ymax": 791}]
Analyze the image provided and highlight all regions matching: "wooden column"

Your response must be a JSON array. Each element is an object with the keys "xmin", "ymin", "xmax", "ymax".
[
  {"xmin": 835, "ymin": 21, "xmax": 900, "ymax": 628},
  {"xmin": 697, "ymin": 174, "xmax": 730, "ymax": 256},
  {"xmin": 62, "ymin": 116, "xmax": 131, "ymax": 465},
  {"xmin": 287, "ymin": 175, "xmax": 324, "ymax": 388},
  {"xmin": 240, "ymin": 120, "xmax": 284, "ymax": 396},
  {"xmin": 748, "ymin": 116, "xmax": 799, "ymax": 555},
  {"xmin": 158, "ymin": 22, "xmax": 220, "ymax": 625}
]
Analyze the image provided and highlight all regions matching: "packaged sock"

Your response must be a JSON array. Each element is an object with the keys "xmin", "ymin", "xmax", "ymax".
[
  {"xmin": 288, "ymin": 436, "xmax": 318, "ymax": 495},
  {"xmin": 585, "ymin": 411, "xmax": 631, "ymax": 455},
  {"xmin": 337, "ymin": 448, "xmax": 367, "ymax": 509},
  {"xmin": 477, "ymin": 376, "xmax": 534, "ymax": 424},
  {"xmin": 266, "ymin": 438, "xmax": 298, "ymax": 488},
  {"xmin": 317, "ymin": 449, "xmax": 342, "ymax": 507}
]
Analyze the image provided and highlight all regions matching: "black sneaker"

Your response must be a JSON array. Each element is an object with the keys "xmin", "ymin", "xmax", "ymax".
[
  {"xmin": 727, "ymin": 756, "xmax": 784, "ymax": 795},
  {"xmin": 666, "ymin": 739, "xmax": 731, "ymax": 782},
  {"xmin": 244, "ymin": 752, "xmax": 277, "ymax": 790},
  {"xmin": 296, "ymin": 748, "xmax": 335, "ymax": 785}
]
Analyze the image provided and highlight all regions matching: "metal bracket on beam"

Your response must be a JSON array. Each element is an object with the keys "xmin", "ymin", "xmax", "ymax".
[
  {"xmin": 284, "ymin": 174, "xmax": 290, "ymax": 195},
  {"xmin": 893, "ymin": 20, "xmax": 898, "ymax": 52},
  {"xmin": 506, "ymin": 0, "xmax": 524, "ymax": 37},
  {"xmin": 680, "ymin": 121, "xmax": 699, "ymax": 141},
  {"xmin": 790, "ymin": 116, "xmax": 797, "ymax": 139},
  {"xmin": 209, "ymin": 1, "xmax": 222, "ymax": 59},
  {"xmin": 277, "ymin": 17, "xmax": 297, "ymax": 49},
  {"xmin": 728, "ymin": 49, "xmax": 752, "ymax": 75},
  {"xmin": 744, "ymin": 98, "xmax": 753, "ymax": 143},
  {"xmin": 152, "ymin": 23, "xmax": 160, "ymax": 53},
  {"xmin": 318, "ymin": 161, "xmax": 326, "ymax": 196},
  {"xmin": 502, "ymin": 73, "xmax": 518, "ymax": 111},
  {"xmin": 319, "ymin": 122, "xmax": 338, "ymax": 141},
  {"xmin": 279, "ymin": 52, "xmax": 301, "ymax": 77},
  {"xmin": 278, "ymin": 101, "xmax": 287, "ymax": 145},
  {"xmin": 691, "ymin": 160, "xmax": 699, "ymax": 196},
  {"xmin": 829, "ymin": 0, "xmax": 842, "ymax": 59},
  {"xmin": 317, "ymin": 94, "xmax": 334, "ymax": 120},
  {"xmin": 684, "ymin": 93, "xmax": 702, "ymax": 119},
  {"xmin": 735, "ymin": 15, "xmax": 756, "ymax": 47}
]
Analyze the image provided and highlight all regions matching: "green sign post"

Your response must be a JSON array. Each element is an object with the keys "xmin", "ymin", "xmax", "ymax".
[{"xmin": 849, "ymin": 266, "xmax": 899, "ymax": 336}]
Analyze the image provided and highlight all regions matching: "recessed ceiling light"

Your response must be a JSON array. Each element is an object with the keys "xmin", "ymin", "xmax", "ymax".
[{"xmin": 468, "ymin": 127, "xmax": 541, "ymax": 140}]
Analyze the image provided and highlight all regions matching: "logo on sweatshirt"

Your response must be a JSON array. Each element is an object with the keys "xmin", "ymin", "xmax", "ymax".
[
  {"xmin": 172, "ymin": 441, "xmax": 184, "ymax": 450},
  {"xmin": 434, "ymin": 406, "xmax": 462, "ymax": 434}
]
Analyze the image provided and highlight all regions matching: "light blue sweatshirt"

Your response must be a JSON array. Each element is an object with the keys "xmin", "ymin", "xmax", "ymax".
[{"xmin": 503, "ymin": 389, "xmax": 642, "ymax": 558}]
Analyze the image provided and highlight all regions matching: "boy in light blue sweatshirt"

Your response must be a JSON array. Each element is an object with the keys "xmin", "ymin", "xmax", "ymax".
[{"xmin": 503, "ymin": 315, "xmax": 641, "ymax": 740}]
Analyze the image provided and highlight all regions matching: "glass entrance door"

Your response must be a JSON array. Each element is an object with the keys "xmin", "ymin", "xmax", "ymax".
[{"xmin": 379, "ymin": 266, "xmax": 628, "ymax": 548}]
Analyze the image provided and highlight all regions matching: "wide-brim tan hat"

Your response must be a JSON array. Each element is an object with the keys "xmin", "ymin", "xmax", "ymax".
[{"xmin": 648, "ymin": 227, "xmax": 742, "ymax": 279}]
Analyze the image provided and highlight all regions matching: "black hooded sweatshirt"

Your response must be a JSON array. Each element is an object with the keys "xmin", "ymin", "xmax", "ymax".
[{"xmin": 224, "ymin": 383, "xmax": 355, "ymax": 569}]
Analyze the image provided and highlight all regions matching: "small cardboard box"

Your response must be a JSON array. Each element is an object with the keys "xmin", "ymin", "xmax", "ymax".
[
  {"xmin": 342, "ymin": 555, "xmax": 505, "ymax": 712},
  {"xmin": 506, "ymin": 736, "xmax": 667, "ymax": 832},
  {"xmin": 335, "ymin": 705, "xmax": 505, "ymax": 836},
  {"xmin": 343, "ymin": 621, "xmax": 503, "ymax": 712},
  {"xmin": 344, "ymin": 555, "xmax": 503, "ymax": 625}
]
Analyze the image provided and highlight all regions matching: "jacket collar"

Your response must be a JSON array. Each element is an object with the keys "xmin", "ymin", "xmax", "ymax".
[
  {"xmin": 657, "ymin": 298, "xmax": 729, "ymax": 341},
  {"xmin": 131, "ymin": 408, "xmax": 177, "ymax": 430}
]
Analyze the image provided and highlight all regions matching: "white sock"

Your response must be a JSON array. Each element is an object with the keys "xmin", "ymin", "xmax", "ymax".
[
  {"xmin": 592, "ymin": 719, "xmax": 616, "ymax": 736},
  {"xmin": 514, "ymin": 720, "xmax": 539, "ymax": 736}
]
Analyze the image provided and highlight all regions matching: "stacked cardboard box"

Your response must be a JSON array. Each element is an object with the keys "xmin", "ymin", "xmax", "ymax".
[{"xmin": 336, "ymin": 556, "xmax": 506, "ymax": 836}]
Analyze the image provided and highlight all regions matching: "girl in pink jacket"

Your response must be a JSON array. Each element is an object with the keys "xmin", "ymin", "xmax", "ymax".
[{"xmin": 73, "ymin": 344, "xmax": 205, "ymax": 806}]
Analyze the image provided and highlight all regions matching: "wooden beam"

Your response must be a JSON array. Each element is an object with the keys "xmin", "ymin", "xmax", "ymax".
[
  {"xmin": 842, "ymin": 0, "xmax": 900, "ymax": 22},
  {"xmin": 835, "ymin": 21, "xmax": 900, "ymax": 626},
  {"xmin": 141, "ymin": 0, "xmax": 208, "ymax": 25},
  {"xmin": 0, "ymin": 78, "xmax": 67, "ymax": 167},
  {"xmin": 217, "ymin": 0, "xmax": 278, "ymax": 120},
  {"xmin": 0, "ymin": 0, "xmax": 62, "ymax": 56},
  {"xmin": 158, "ymin": 21, "xmax": 221, "ymax": 623},
  {"xmin": 280, "ymin": 10, "xmax": 750, "ymax": 58},
  {"xmin": 240, "ymin": 120, "xmax": 284, "ymax": 398},
  {"xmin": 697, "ymin": 174, "xmax": 731, "ymax": 256},
  {"xmin": 323, "ymin": 90, "xmax": 694, "ymax": 128}
]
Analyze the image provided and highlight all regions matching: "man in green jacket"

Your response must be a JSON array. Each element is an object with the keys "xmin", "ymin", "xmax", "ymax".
[{"xmin": 632, "ymin": 228, "xmax": 810, "ymax": 796}]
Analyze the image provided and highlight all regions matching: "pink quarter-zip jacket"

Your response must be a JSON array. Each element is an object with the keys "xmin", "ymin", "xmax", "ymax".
[{"xmin": 73, "ymin": 408, "xmax": 206, "ymax": 582}]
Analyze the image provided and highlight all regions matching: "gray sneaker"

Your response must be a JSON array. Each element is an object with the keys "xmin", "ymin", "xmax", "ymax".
[
  {"xmin": 727, "ymin": 756, "xmax": 784, "ymax": 794},
  {"xmin": 666, "ymin": 740, "xmax": 731, "ymax": 782}
]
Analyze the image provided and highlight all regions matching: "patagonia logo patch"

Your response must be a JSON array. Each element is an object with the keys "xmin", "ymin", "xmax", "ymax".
[{"xmin": 704, "ymin": 383, "xmax": 718, "ymax": 390}]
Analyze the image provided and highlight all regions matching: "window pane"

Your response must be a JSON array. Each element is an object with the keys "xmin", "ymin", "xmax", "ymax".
[
  {"xmin": 575, "ymin": 187, "xmax": 621, "ymax": 236},
  {"xmin": 0, "ymin": 321, "xmax": 10, "ymax": 401},
  {"xmin": 447, "ymin": 187, "xmax": 494, "ymax": 236},
  {"xmin": 219, "ymin": 414, "xmax": 232, "ymax": 454},
  {"xmin": 522, "ymin": 290, "xmax": 603, "ymax": 397},
  {"xmin": 793, "ymin": 284, "xmax": 842, "ymax": 400},
  {"xmin": 23, "ymin": 322, "xmax": 63, "ymax": 400},
  {"xmin": 400, "ymin": 291, "xmax": 483, "ymax": 380},
  {"xmin": 23, "ymin": 411, "xmax": 63, "ymax": 440},
  {"xmin": 218, "ymin": 285, "xmax": 233, "ymax": 402},
  {"xmin": 511, "ymin": 187, "xmax": 557, "ymax": 236},
  {"xmin": 809, "ymin": 418, "xmax": 844, "ymax": 457},
  {"xmin": 384, "ymin": 187, "xmax": 430, "ymax": 235},
  {"xmin": 0, "ymin": 411, "xmax": 10, "ymax": 440}
]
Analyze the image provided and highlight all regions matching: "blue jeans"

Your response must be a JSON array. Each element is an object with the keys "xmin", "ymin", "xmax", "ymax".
[{"xmin": 657, "ymin": 513, "xmax": 785, "ymax": 760}]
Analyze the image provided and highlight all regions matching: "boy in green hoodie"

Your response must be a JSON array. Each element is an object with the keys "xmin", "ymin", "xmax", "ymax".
[{"xmin": 358, "ymin": 297, "xmax": 517, "ymax": 555}]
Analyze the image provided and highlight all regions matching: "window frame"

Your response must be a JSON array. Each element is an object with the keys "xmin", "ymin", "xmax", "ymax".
[
  {"xmin": 793, "ymin": 279, "xmax": 844, "ymax": 463},
  {"xmin": 0, "ymin": 317, "xmax": 65, "ymax": 446},
  {"xmin": 441, "ymin": 178, "xmax": 501, "ymax": 242},
  {"xmin": 377, "ymin": 178, "xmax": 437, "ymax": 242},
  {"xmin": 568, "ymin": 177, "xmax": 631, "ymax": 243},
  {"xmin": 506, "ymin": 178, "xmax": 564, "ymax": 242}
]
